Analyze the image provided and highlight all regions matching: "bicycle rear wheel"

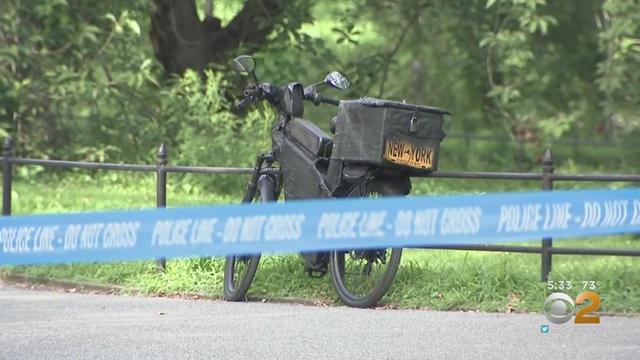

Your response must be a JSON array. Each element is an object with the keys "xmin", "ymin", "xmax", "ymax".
[
  {"xmin": 223, "ymin": 175, "xmax": 274, "ymax": 301},
  {"xmin": 329, "ymin": 183, "xmax": 402, "ymax": 308}
]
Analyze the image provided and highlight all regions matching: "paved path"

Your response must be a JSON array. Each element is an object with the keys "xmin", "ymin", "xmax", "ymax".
[{"xmin": 1, "ymin": 284, "xmax": 638, "ymax": 359}]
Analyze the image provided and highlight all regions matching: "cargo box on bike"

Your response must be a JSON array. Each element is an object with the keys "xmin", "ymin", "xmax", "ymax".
[{"xmin": 332, "ymin": 97, "xmax": 451, "ymax": 171}]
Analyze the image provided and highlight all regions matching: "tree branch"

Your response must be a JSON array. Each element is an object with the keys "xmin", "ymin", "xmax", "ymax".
[
  {"xmin": 377, "ymin": 11, "xmax": 420, "ymax": 98},
  {"xmin": 150, "ymin": 0, "xmax": 288, "ymax": 74}
]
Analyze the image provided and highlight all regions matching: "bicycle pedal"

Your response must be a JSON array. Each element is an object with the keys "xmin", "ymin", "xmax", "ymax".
[{"xmin": 304, "ymin": 265, "xmax": 327, "ymax": 278}]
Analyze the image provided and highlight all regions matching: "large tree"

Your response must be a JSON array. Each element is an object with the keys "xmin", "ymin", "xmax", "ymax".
[{"xmin": 150, "ymin": 0, "xmax": 290, "ymax": 74}]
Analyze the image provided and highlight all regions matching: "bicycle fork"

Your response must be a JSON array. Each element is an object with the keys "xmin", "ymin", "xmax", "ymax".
[{"xmin": 242, "ymin": 153, "xmax": 278, "ymax": 203}]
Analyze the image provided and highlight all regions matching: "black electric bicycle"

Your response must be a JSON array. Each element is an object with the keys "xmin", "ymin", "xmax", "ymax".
[{"xmin": 223, "ymin": 55, "xmax": 450, "ymax": 308}]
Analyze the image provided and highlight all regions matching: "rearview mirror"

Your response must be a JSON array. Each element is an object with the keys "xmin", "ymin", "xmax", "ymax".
[
  {"xmin": 233, "ymin": 55, "xmax": 255, "ymax": 73},
  {"xmin": 324, "ymin": 71, "xmax": 350, "ymax": 90}
]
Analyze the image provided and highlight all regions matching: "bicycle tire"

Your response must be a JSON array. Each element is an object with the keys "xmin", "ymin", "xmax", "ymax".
[
  {"xmin": 329, "ymin": 183, "xmax": 403, "ymax": 308},
  {"xmin": 223, "ymin": 175, "xmax": 274, "ymax": 301}
]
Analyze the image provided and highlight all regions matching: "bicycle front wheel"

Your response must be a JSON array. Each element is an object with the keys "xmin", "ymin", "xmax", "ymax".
[{"xmin": 223, "ymin": 175, "xmax": 274, "ymax": 301}]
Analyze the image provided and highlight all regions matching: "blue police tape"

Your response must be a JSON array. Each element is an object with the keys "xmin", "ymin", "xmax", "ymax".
[{"xmin": 1, "ymin": 188, "xmax": 639, "ymax": 265}]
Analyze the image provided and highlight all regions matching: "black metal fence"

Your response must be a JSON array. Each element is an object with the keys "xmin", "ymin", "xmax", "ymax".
[{"xmin": 2, "ymin": 137, "xmax": 639, "ymax": 281}]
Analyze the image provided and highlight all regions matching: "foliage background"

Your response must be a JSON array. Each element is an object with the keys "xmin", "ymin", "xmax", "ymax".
[
  {"xmin": 1, "ymin": 0, "xmax": 639, "ymax": 312},
  {"xmin": 1, "ymin": 0, "xmax": 639, "ymax": 192}
]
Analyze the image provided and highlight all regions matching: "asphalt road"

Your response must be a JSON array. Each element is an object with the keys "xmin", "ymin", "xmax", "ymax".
[{"xmin": 1, "ymin": 284, "xmax": 639, "ymax": 359}]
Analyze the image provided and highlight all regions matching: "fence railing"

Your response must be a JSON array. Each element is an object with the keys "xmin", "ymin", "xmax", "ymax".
[{"xmin": 2, "ymin": 138, "xmax": 639, "ymax": 281}]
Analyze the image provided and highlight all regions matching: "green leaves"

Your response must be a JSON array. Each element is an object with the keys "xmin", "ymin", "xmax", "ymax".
[
  {"xmin": 485, "ymin": 0, "xmax": 498, "ymax": 9},
  {"xmin": 487, "ymin": 85, "xmax": 521, "ymax": 104},
  {"xmin": 331, "ymin": 25, "xmax": 361, "ymax": 45},
  {"xmin": 78, "ymin": 24, "xmax": 101, "ymax": 45},
  {"xmin": 0, "ymin": 0, "xmax": 638, "ymax": 174},
  {"xmin": 104, "ymin": 11, "xmax": 142, "ymax": 36},
  {"xmin": 155, "ymin": 70, "xmax": 273, "ymax": 192},
  {"xmin": 596, "ymin": 0, "xmax": 640, "ymax": 134},
  {"xmin": 125, "ymin": 19, "xmax": 141, "ymax": 36},
  {"xmin": 479, "ymin": 0, "xmax": 579, "ymax": 141},
  {"xmin": 0, "ymin": 0, "xmax": 158, "ymax": 160}
]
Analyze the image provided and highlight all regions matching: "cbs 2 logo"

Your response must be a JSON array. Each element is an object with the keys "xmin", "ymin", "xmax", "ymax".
[{"xmin": 543, "ymin": 292, "xmax": 600, "ymax": 324}]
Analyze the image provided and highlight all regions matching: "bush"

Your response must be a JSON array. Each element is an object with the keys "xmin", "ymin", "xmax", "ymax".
[{"xmin": 161, "ymin": 70, "xmax": 273, "ymax": 194}]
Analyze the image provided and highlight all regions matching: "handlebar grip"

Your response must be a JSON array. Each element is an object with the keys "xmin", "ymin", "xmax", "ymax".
[{"xmin": 236, "ymin": 97, "xmax": 253, "ymax": 111}]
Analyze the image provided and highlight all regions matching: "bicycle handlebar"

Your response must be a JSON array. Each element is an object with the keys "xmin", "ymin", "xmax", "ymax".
[
  {"xmin": 314, "ymin": 94, "xmax": 340, "ymax": 106},
  {"xmin": 236, "ymin": 82, "xmax": 340, "ymax": 112},
  {"xmin": 236, "ymin": 96, "xmax": 254, "ymax": 111},
  {"xmin": 304, "ymin": 91, "xmax": 339, "ymax": 107}
]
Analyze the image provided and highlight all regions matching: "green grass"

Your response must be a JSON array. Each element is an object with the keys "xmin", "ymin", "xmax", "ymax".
[
  {"xmin": 9, "ymin": 172, "xmax": 243, "ymax": 214},
  {"xmin": 1, "ymin": 173, "xmax": 639, "ymax": 314}
]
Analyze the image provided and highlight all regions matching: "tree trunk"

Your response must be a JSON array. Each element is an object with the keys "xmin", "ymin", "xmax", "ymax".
[{"xmin": 150, "ymin": 0, "xmax": 286, "ymax": 74}]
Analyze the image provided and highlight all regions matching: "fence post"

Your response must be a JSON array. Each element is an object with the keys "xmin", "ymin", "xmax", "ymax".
[
  {"xmin": 2, "ymin": 138, "xmax": 13, "ymax": 216},
  {"xmin": 541, "ymin": 148, "xmax": 554, "ymax": 282},
  {"xmin": 156, "ymin": 143, "xmax": 167, "ymax": 271}
]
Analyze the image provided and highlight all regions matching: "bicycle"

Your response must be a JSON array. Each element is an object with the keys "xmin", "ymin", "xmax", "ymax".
[{"xmin": 224, "ymin": 55, "xmax": 450, "ymax": 308}]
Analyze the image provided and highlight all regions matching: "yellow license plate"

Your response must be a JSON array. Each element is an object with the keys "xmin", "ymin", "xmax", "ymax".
[{"xmin": 383, "ymin": 139, "xmax": 433, "ymax": 169}]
